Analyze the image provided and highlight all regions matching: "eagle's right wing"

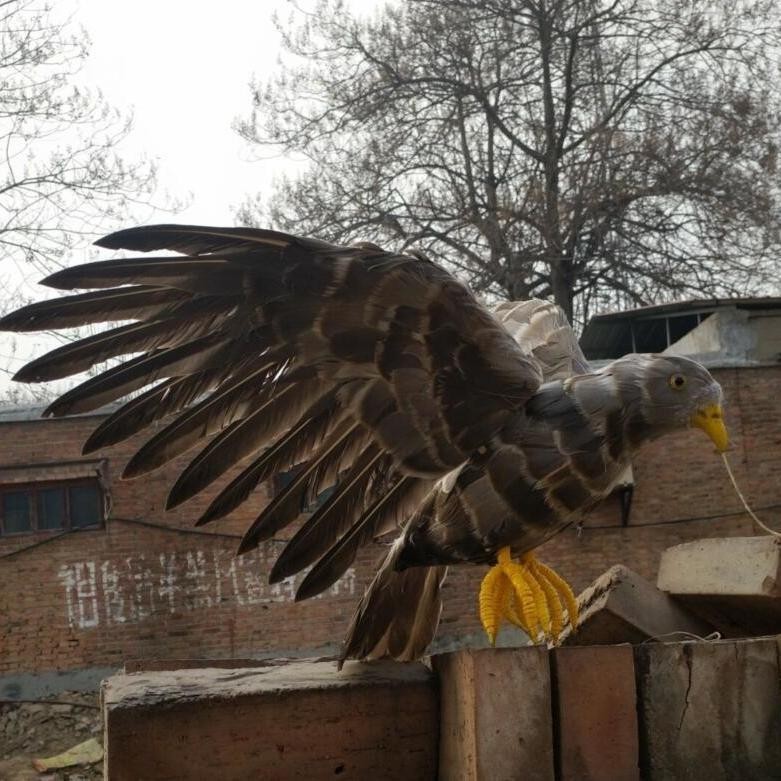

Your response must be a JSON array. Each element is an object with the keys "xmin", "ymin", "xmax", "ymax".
[{"xmin": 493, "ymin": 299, "xmax": 590, "ymax": 382}]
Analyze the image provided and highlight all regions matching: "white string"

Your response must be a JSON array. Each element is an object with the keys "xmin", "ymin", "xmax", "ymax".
[
  {"xmin": 641, "ymin": 630, "xmax": 722, "ymax": 644},
  {"xmin": 721, "ymin": 453, "xmax": 781, "ymax": 538}
]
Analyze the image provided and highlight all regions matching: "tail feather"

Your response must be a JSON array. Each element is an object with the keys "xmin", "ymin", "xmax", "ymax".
[{"xmin": 339, "ymin": 538, "xmax": 447, "ymax": 666}]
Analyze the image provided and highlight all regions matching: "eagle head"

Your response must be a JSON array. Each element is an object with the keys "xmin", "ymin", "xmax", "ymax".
[{"xmin": 629, "ymin": 354, "xmax": 728, "ymax": 451}]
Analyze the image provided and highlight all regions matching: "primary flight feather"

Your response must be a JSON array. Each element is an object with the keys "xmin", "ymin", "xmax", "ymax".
[{"xmin": 1, "ymin": 225, "xmax": 729, "ymax": 662}]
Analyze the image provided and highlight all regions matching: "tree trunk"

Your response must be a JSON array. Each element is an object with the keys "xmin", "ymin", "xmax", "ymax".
[{"xmin": 550, "ymin": 262, "xmax": 574, "ymax": 323}]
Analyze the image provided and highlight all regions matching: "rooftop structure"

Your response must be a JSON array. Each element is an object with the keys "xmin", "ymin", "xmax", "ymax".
[{"xmin": 580, "ymin": 297, "xmax": 781, "ymax": 365}]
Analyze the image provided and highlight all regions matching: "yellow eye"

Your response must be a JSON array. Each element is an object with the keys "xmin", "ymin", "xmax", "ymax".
[{"xmin": 669, "ymin": 374, "xmax": 687, "ymax": 390}]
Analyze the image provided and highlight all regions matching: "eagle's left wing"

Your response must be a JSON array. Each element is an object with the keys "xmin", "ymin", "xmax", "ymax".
[{"xmin": 1, "ymin": 225, "xmax": 544, "ymax": 600}]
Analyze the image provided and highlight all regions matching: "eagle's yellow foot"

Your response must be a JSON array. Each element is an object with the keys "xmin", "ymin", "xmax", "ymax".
[{"xmin": 478, "ymin": 547, "xmax": 578, "ymax": 646}]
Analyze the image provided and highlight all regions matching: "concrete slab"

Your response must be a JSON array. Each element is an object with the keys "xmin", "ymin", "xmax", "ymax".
[
  {"xmin": 658, "ymin": 536, "xmax": 781, "ymax": 595},
  {"xmin": 561, "ymin": 565, "xmax": 714, "ymax": 646},
  {"xmin": 635, "ymin": 636, "xmax": 781, "ymax": 780},
  {"xmin": 102, "ymin": 659, "xmax": 438, "ymax": 780},
  {"xmin": 658, "ymin": 537, "xmax": 781, "ymax": 634},
  {"xmin": 432, "ymin": 647, "xmax": 554, "ymax": 781},
  {"xmin": 552, "ymin": 645, "xmax": 639, "ymax": 781},
  {"xmin": 123, "ymin": 657, "xmax": 299, "ymax": 673}
]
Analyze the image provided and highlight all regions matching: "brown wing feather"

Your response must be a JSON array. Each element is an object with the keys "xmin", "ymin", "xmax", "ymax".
[
  {"xmin": 165, "ymin": 375, "xmax": 328, "ymax": 508},
  {"xmin": 121, "ymin": 352, "xmax": 288, "ymax": 479},
  {"xmin": 227, "ymin": 415, "xmax": 367, "ymax": 542},
  {"xmin": 82, "ymin": 371, "xmax": 225, "ymax": 453},
  {"xmin": 291, "ymin": 475, "xmax": 432, "ymax": 600},
  {"xmin": 0, "ymin": 286, "xmax": 189, "ymax": 331},
  {"xmin": 93, "ymin": 223, "xmax": 339, "ymax": 255},
  {"xmin": 42, "ymin": 257, "xmax": 245, "ymax": 294},
  {"xmin": 14, "ymin": 296, "xmax": 234, "ymax": 382},
  {"xmin": 2, "ymin": 224, "xmax": 545, "ymax": 628}
]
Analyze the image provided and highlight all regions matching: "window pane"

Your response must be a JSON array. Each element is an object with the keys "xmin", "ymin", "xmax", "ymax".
[
  {"xmin": 68, "ymin": 484, "xmax": 102, "ymax": 528},
  {"xmin": 274, "ymin": 465, "xmax": 335, "ymax": 511},
  {"xmin": 37, "ymin": 488, "xmax": 65, "ymax": 530},
  {"xmin": 2, "ymin": 492, "xmax": 32, "ymax": 534}
]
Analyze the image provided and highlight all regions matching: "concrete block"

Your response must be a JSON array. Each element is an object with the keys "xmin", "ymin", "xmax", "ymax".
[
  {"xmin": 635, "ymin": 636, "xmax": 781, "ymax": 780},
  {"xmin": 552, "ymin": 645, "xmax": 639, "ymax": 781},
  {"xmin": 432, "ymin": 647, "xmax": 554, "ymax": 781},
  {"xmin": 658, "ymin": 537, "xmax": 781, "ymax": 634},
  {"xmin": 123, "ymin": 657, "xmax": 285, "ymax": 673},
  {"xmin": 562, "ymin": 565, "xmax": 714, "ymax": 646},
  {"xmin": 102, "ymin": 659, "xmax": 437, "ymax": 780}
]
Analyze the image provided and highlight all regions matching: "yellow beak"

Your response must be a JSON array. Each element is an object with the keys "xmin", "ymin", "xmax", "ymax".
[{"xmin": 690, "ymin": 403, "xmax": 729, "ymax": 452}]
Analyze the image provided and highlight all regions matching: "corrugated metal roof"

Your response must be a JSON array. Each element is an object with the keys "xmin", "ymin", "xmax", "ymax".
[
  {"xmin": 579, "ymin": 297, "xmax": 781, "ymax": 360},
  {"xmin": 586, "ymin": 296, "xmax": 781, "ymax": 322}
]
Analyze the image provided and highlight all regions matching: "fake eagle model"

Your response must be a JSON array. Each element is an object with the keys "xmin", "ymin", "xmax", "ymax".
[{"xmin": 1, "ymin": 225, "xmax": 729, "ymax": 662}]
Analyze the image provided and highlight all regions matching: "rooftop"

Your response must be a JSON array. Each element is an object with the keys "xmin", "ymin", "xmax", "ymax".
[{"xmin": 579, "ymin": 296, "xmax": 781, "ymax": 362}]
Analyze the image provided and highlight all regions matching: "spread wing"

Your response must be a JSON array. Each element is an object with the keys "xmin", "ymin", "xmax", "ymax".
[
  {"xmin": 1, "ymin": 224, "xmax": 543, "ymax": 598},
  {"xmin": 492, "ymin": 299, "xmax": 590, "ymax": 382}
]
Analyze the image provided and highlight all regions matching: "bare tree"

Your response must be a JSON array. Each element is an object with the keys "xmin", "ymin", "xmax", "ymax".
[
  {"xmin": 0, "ymin": 0, "xmax": 156, "ymax": 278},
  {"xmin": 0, "ymin": 0, "xmax": 157, "ymax": 402},
  {"xmin": 237, "ymin": 0, "xmax": 781, "ymax": 323}
]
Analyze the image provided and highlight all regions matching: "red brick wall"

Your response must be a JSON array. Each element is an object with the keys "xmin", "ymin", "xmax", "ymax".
[
  {"xmin": 0, "ymin": 366, "xmax": 778, "ymax": 675},
  {"xmin": 0, "ymin": 416, "xmax": 380, "ymax": 675}
]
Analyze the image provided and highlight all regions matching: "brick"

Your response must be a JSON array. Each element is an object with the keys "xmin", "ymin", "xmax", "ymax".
[
  {"xmin": 552, "ymin": 645, "xmax": 639, "ymax": 781},
  {"xmin": 433, "ymin": 647, "xmax": 554, "ymax": 781},
  {"xmin": 658, "ymin": 537, "xmax": 781, "ymax": 634},
  {"xmin": 102, "ymin": 659, "xmax": 438, "ymax": 780},
  {"xmin": 562, "ymin": 565, "xmax": 714, "ymax": 646},
  {"xmin": 635, "ymin": 636, "xmax": 781, "ymax": 780}
]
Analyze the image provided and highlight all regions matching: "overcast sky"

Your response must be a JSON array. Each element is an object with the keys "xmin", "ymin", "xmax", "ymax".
[{"xmin": 73, "ymin": 0, "xmax": 309, "ymax": 225}]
